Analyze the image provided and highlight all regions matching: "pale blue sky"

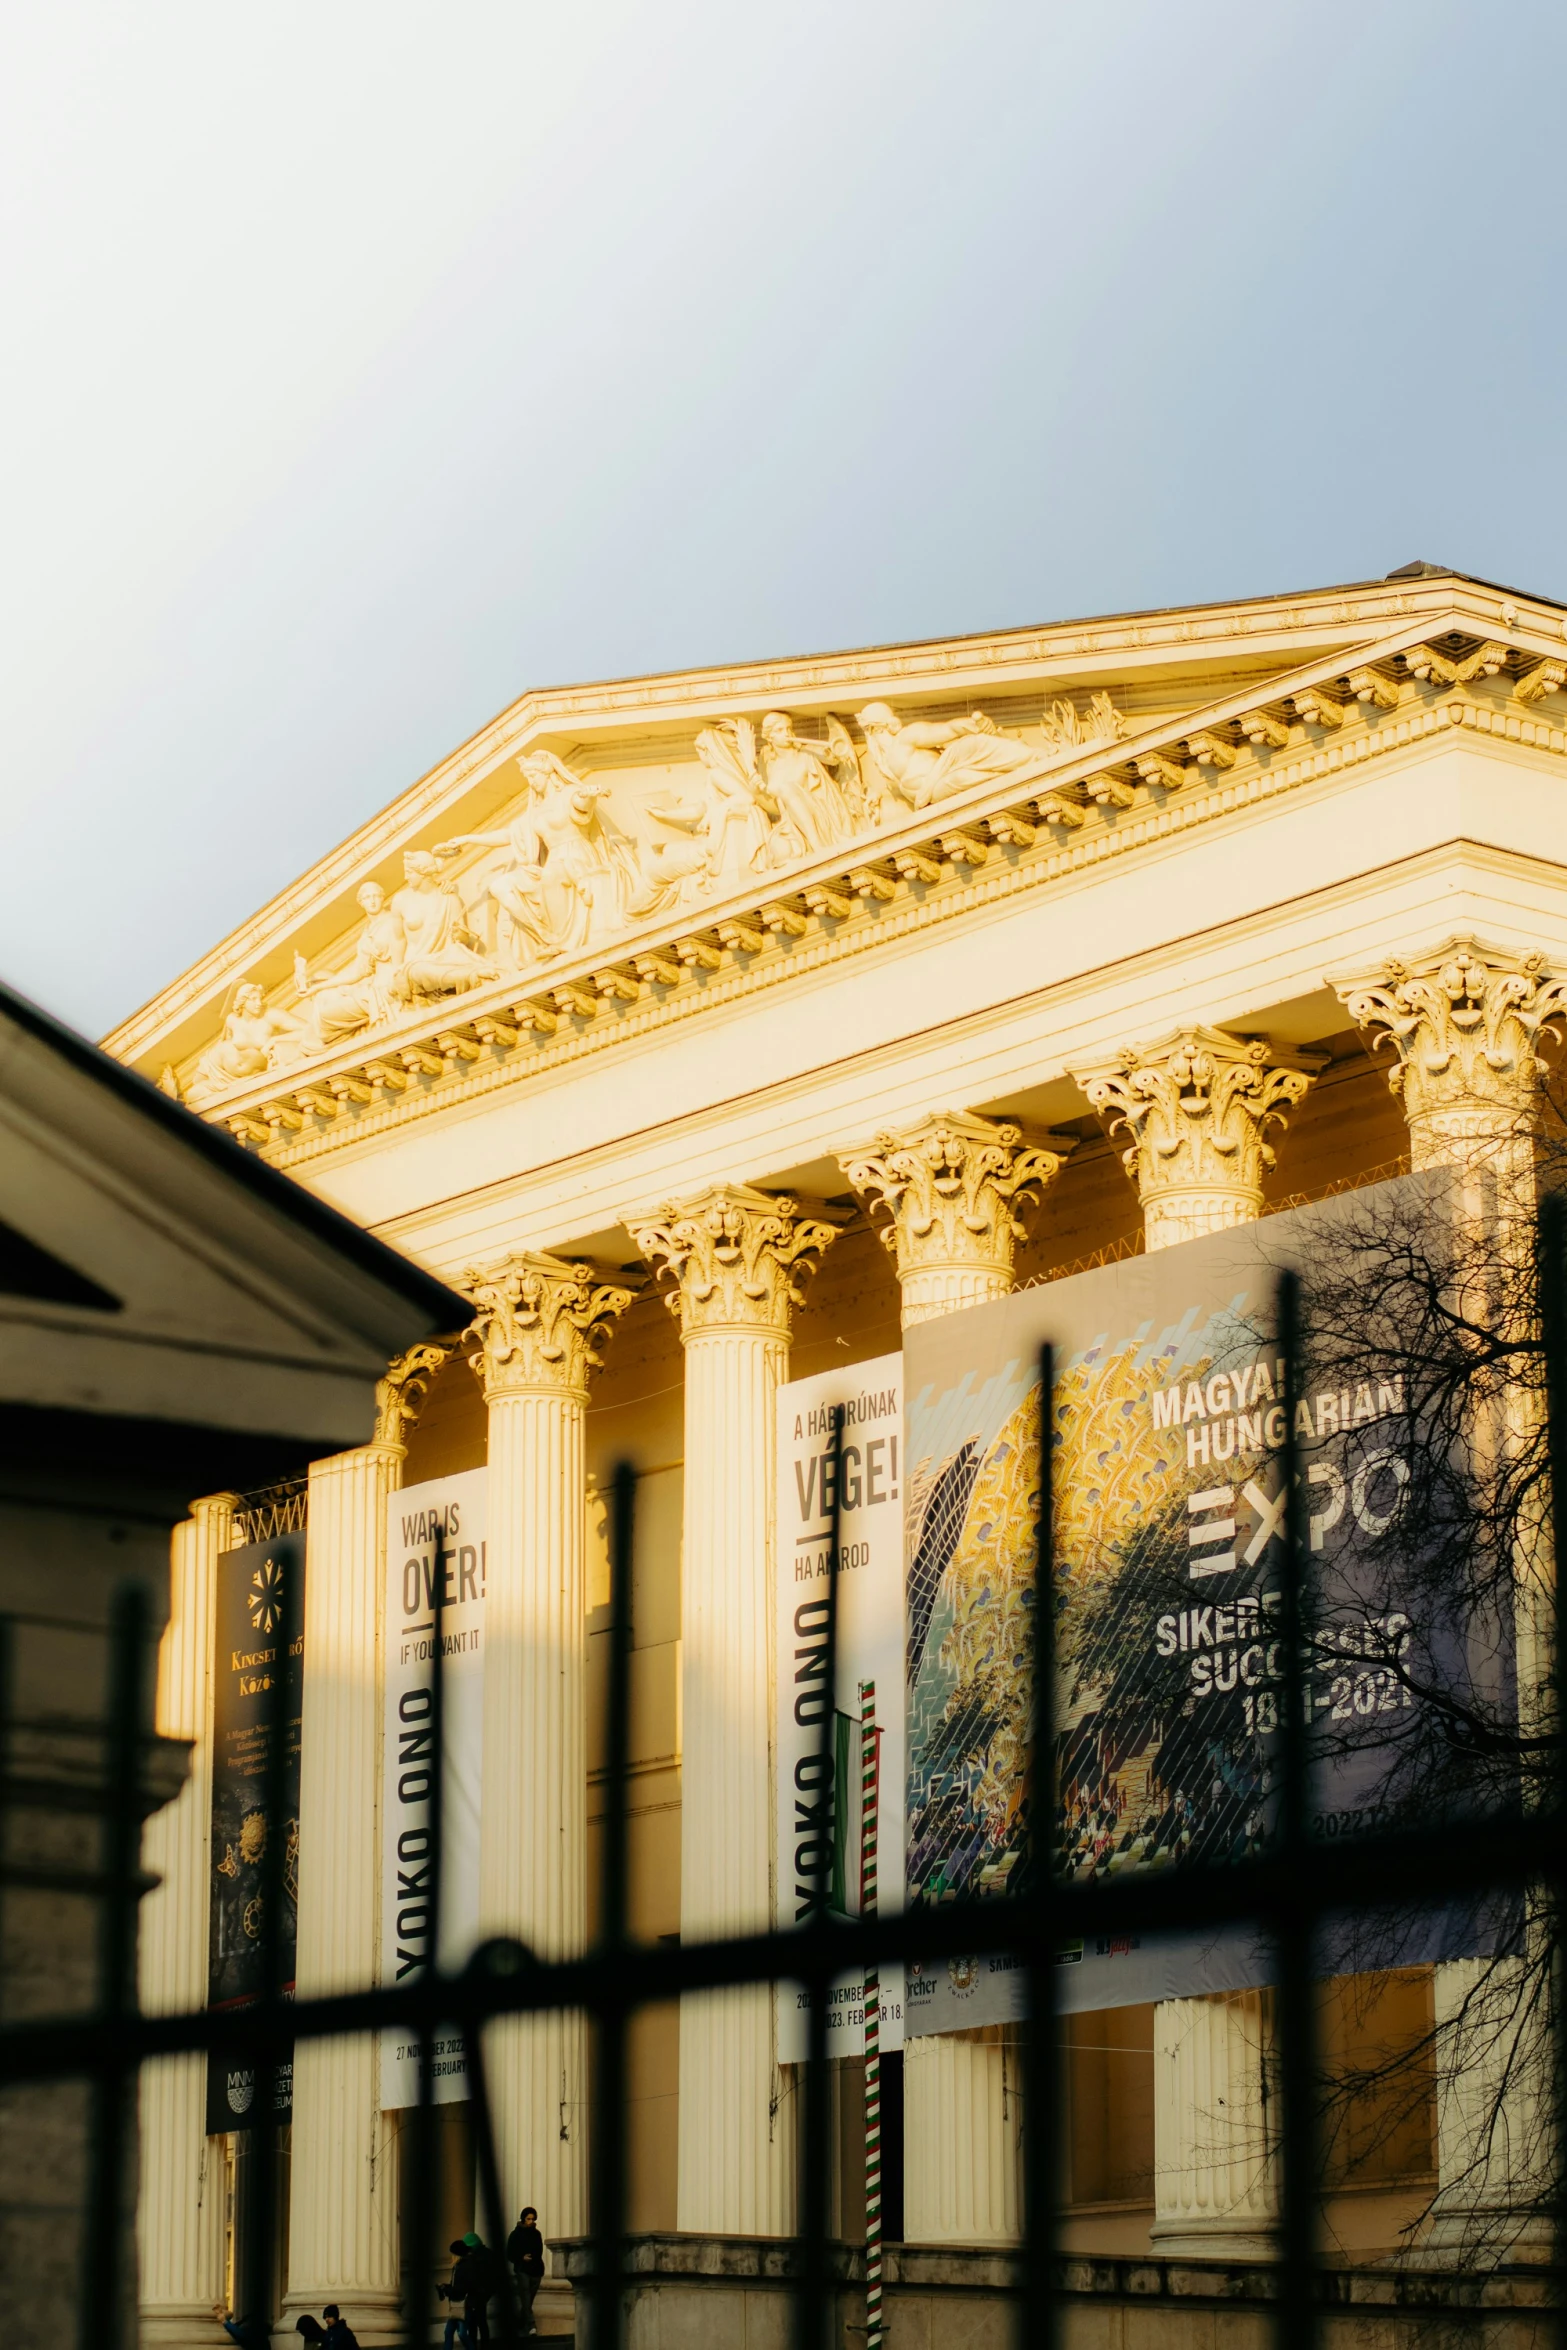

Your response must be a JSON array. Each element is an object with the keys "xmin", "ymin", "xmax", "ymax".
[{"xmin": 5, "ymin": 1, "xmax": 1565, "ymax": 1035}]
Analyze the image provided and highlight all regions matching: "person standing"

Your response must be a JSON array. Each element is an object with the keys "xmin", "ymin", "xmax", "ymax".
[
  {"xmin": 460, "ymin": 2230, "xmax": 494, "ymax": 2350},
  {"xmin": 437, "ymin": 2238, "xmax": 470, "ymax": 2350},
  {"xmin": 321, "ymin": 2306, "xmax": 359, "ymax": 2350},
  {"xmin": 506, "ymin": 2207, "xmax": 545, "ymax": 2338}
]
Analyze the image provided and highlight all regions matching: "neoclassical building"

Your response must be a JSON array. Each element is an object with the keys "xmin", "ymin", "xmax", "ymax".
[{"xmin": 115, "ymin": 563, "xmax": 1567, "ymax": 2339}]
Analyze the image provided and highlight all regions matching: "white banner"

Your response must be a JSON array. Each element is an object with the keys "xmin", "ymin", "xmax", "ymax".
[
  {"xmin": 379, "ymin": 1468, "xmax": 486, "ymax": 2108},
  {"xmin": 775, "ymin": 1354, "xmax": 905, "ymax": 2062}
]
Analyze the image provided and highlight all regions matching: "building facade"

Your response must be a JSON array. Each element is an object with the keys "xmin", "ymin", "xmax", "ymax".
[{"xmin": 112, "ymin": 566, "xmax": 1567, "ymax": 2340}]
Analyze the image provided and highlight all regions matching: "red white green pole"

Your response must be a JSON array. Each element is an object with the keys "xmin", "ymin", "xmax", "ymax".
[{"xmin": 859, "ymin": 1679, "xmax": 883, "ymax": 2350}]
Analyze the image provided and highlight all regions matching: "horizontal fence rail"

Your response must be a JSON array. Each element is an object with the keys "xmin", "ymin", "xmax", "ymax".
[{"xmin": 6, "ymin": 1211, "xmax": 1567, "ymax": 2350}]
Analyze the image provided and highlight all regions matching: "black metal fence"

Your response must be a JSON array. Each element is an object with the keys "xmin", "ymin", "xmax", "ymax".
[{"xmin": 10, "ymin": 1213, "xmax": 1567, "ymax": 2350}]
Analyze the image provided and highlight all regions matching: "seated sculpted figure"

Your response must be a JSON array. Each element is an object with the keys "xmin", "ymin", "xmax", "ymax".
[
  {"xmin": 293, "ymin": 880, "xmax": 408, "ymax": 1052},
  {"xmin": 856, "ymin": 701, "xmax": 1069, "ymax": 811},
  {"xmin": 391, "ymin": 851, "xmax": 500, "ymax": 999},
  {"xmin": 437, "ymin": 752, "xmax": 636, "ymax": 964},
  {"xmin": 187, "ymin": 981, "xmax": 304, "ymax": 1102}
]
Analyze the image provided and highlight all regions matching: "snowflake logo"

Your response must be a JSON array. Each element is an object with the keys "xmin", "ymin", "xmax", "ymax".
[{"xmin": 248, "ymin": 1555, "xmax": 286, "ymax": 1634}]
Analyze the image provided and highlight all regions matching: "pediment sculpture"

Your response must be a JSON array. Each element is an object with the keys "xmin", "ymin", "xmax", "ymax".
[{"xmin": 184, "ymin": 693, "xmax": 1125, "ymax": 1105}]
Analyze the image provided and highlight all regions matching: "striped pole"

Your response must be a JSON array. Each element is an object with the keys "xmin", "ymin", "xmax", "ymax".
[{"xmin": 859, "ymin": 1679, "xmax": 883, "ymax": 2350}]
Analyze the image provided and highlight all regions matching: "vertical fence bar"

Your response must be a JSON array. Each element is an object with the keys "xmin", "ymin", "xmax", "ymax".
[
  {"xmin": 589, "ymin": 1463, "xmax": 637, "ymax": 2350},
  {"xmin": 1536, "ymin": 1193, "xmax": 1567, "ymax": 2350},
  {"xmin": 405, "ymin": 1527, "xmax": 449, "ymax": 2350},
  {"xmin": 1020, "ymin": 1344, "xmax": 1059, "ymax": 2350},
  {"xmin": 796, "ymin": 1413, "xmax": 843, "ymax": 2350},
  {"xmin": 81, "ymin": 1583, "xmax": 148, "ymax": 2350},
  {"xmin": 467, "ymin": 2012, "xmax": 520, "ymax": 2350},
  {"xmin": 1273, "ymin": 1271, "xmax": 1317, "ymax": 2350},
  {"xmin": 0, "ymin": 1615, "xmax": 8, "ymax": 2055},
  {"xmin": 858, "ymin": 1679, "xmax": 881, "ymax": 2350}
]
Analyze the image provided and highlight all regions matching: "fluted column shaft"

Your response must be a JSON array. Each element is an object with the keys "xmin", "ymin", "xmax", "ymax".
[
  {"xmin": 285, "ymin": 1342, "xmax": 453, "ymax": 2338},
  {"xmin": 1072, "ymin": 1027, "xmax": 1321, "ymax": 2257},
  {"xmin": 902, "ymin": 2034, "xmax": 1019, "ymax": 2243},
  {"xmin": 679, "ymin": 1316, "xmax": 790, "ymax": 2230},
  {"xmin": 469, "ymin": 1254, "xmax": 634, "ymax": 2255},
  {"xmin": 840, "ymin": 1113, "xmax": 1069, "ymax": 2246},
  {"xmin": 629, "ymin": 1184, "xmax": 839, "ymax": 2237},
  {"xmin": 480, "ymin": 1381, "xmax": 589, "ymax": 2235},
  {"xmin": 1151, "ymin": 1992, "xmax": 1275, "ymax": 2256},
  {"xmin": 286, "ymin": 1441, "xmax": 405, "ymax": 2341},
  {"xmin": 138, "ymin": 1492, "xmax": 235, "ymax": 2350}
]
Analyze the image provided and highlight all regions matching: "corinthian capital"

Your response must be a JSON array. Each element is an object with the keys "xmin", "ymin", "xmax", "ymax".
[
  {"xmin": 1072, "ymin": 1026, "xmax": 1325, "ymax": 1249},
  {"xmin": 1335, "ymin": 939, "xmax": 1567, "ymax": 1166},
  {"xmin": 839, "ymin": 1110, "xmax": 1072, "ymax": 1325},
  {"xmin": 627, "ymin": 1183, "xmax": 841, "ymax": 1339},
  {"xmin": 464, "ymin": 1251, "xmax": 637, "ymax": 1400},
  {"xmin": 373, "ymin": 1337, "xmax": 461, "ymax": 1448}
]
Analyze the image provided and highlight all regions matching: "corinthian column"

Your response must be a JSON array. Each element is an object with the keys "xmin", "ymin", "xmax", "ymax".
[
  {"xmin": 1338, "ymin": 940, "xmax": 1567, "ymax": 2259},
  {"xmin": 1337, "ymin": 939, "xmax": 1567, "ymax": 1207},
  {"xmin": 1074, "ymin": 1025, "xmax": 1325, "ymax": 1250},
  {"xmin": 840, "ymin": 1112, "xmax": 1069, "ymax": 2245},
  {"xmin": 626, "ymin": 1185, "xmax": 840, "ymax": 2236},
  {"xmin": 1072, "ymin": 1025, "xmax": 1322, "ymax": 2259},
  {"xmin": 840, "ymin": 1110, "xmax": 1072, "ymax": 1327},
  {"xmin": 468, "ymin": 1253, "xmax": 635, "ymax": 2262},
  {"xmin": 287, "ymin": 1344, "xmax": 452, "ymax": 2344},
  {"xmin": 138, "ymin": 1492, "xmax": 235, "ymax": 2350}
]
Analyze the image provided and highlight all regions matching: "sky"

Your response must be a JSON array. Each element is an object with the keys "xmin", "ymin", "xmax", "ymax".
[{"xmin": 5, "ymin": 0, "xmax": 1567, "ymax": 1037}]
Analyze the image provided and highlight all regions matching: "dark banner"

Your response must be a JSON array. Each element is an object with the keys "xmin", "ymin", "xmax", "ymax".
[
  {"xmin": 903, "ymin": 1173, "xmax": 1512, "ymax": 2032},
  {"xmin": 206, "ymin": 1532, "xmax": 305, "ymax": 2132}
]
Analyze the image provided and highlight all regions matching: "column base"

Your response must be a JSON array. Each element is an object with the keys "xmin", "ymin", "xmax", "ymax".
[
  {"xmin": 530, "ymin": 2277, "xmax": 575, "ymax": 2335},
  {"xmin": 1421, "ymin": 2205, "xmax": 1554, "ymax": 2265},
  {"xmin": 280, "ymin": 2287, "xmax": 403, "ymax": 2347},
  {"xmin": 1147, "ymin": 2219, "xmax": 1276, "ymax": 2262},
  {"xmin": 142, "ymin": 2304, "xmax": 231, "ymax": 2350}
]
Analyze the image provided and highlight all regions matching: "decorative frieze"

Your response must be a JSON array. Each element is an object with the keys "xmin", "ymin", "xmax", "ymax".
[
  {"xmin": 1073, "ymin": 1026, "xmax": 1325, "ymax": 1250},
  {"xmin": 1335, "ymin": 939, "xmax": 1567, "ymax": 1169},
  {"xmin": 182, "ymin": 691, "xmax": 1129, "ymax": 1109},
  {"xmin": 839, "ymin": 1111, "xmax": 1071, "ymax": 1325},
  {"xmin": 628, "ymin": 1184, "xmax": 841, "ymax": 1339},
  {"xmin": 465, "ymin": 1252, "xmax": 637, "ymax": 1400}
]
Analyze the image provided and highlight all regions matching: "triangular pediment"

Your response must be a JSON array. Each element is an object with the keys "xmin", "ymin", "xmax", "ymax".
[{"xmin": 105, "ymin": 569, "xmax": 1567, "ymax": 1141}]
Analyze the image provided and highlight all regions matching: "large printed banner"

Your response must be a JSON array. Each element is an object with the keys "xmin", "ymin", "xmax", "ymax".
[
  {"xmin": 903, "ymin": 1175, "xmax": 1504, "ymax": 2034},
  {"xmin": 775, "ymin": 1355, "xmax": 906, "ymax": 2061},
  {"xmin": 206, "ymin": 1533, "xmax": 304, "ymax": 2133},
  {"xmin": 379, "ymin": 1468, "xmax": 487, "ymax": 2108}
]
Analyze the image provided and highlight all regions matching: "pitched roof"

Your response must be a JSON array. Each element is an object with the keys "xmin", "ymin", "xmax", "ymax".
[{"xmin": 0, "ymin": 976, "xmax": 466, "ymax": 1462}]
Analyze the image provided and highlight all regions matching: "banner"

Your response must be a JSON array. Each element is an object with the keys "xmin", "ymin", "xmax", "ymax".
[
  {"xmin": 379, "ymin": 1468, "xmax": 487, "ymax": 2108},
  {"xmin": 903, "ymin": 1175, "xmax": 1505, "ymax": 2034},
  {"xmin": 206, "ymin": 1533, "xmax": 304, "ymax": 2132},
  {"xmin": 775, "ymin": 1355, "xmax": 906, "ymax": 2061}
]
